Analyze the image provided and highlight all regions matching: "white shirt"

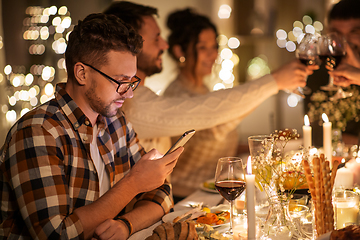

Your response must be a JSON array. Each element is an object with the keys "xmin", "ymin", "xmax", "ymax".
[{"xmin": 90, "ymin": 124, "xmax": 110, "ymax": 197}]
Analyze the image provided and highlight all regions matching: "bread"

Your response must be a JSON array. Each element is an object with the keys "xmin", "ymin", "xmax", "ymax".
[
  {"xmin": 330, "ymin": 224, "xmax": 360, "ymax": 239},
  {"xmin": 147, "ymin": 221, "xmax": 198, "ymax": 240},
  {"xmin": 174, "ymin": 221, "xmax": 188, "ymax": 240},
  {"xmin": 301, "ymin": 155, "xmax": 339, "ymax": 236}
]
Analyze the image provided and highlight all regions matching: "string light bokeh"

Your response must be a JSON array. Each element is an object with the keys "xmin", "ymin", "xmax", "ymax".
[{"xmin": 2, "ymin": 5, "xmax": 72, "ymax": 124}]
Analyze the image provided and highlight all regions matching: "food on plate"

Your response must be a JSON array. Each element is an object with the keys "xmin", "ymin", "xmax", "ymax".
[
  {"xmin": 172, "ymin": 205, "xmax": 230, "ymax": 226},
  {"xmin": 203, "ymin": 181, "xmax": 216, "ymax": 191},
  {"xmin": 196, "ymin": 212, "xmax": 230, "ymax": 225},
  {"xmin": 145, "ymin": 221, "xmax": 198, "ymax": 240},
  {"xmin": 196, "ymin": 224, "xmax": 229, "ymax": 240}
]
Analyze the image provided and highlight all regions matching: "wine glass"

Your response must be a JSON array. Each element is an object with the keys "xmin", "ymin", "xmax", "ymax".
[
  {"xmin": 318, "ymin": 32, "xmax": 347, "ymax": 91},
  {"xmin": 294, "ymin": 33, "xmax": 318, "ymax": 97},
  {"xmin": 214, "ymin": 157, "xmax": 245, "ymax": 235}
]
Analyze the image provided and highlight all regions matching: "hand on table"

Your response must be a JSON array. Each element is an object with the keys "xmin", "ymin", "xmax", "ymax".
[
  {"xmin": 92, "ymin": 219, "xmax": 128, "ymax": 240},
  {"xmin": 271, "ymin": 59, "xmax": 318, "ymax": 91}
]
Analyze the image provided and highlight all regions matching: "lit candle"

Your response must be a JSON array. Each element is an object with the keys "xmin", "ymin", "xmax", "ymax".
[
  {"xmin": 334, "ymin": 167, "xmax": 354, "ymax": 189},
  {"xmin": 303, "ymin": 115, "xmax": 312, "ymax": 150},
  {"xmin": 322, "ymin": 113, "xmax": 332, "ymax": 166},
  {"xmin": 246, "ymin": 156, "xmax": 256, "ymax": 240}
]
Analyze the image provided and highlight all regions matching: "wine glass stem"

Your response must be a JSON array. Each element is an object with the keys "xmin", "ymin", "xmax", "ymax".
[{"xmin": 229, "ymin": 200, "xmax": 234, "ymax": 234}]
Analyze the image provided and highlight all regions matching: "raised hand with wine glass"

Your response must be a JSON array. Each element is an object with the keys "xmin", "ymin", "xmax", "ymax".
[
  {"xmin": 318, "ymin": 32, "xmax": 347, "ymax": 92},
  {"xmin": 294, "ymin": 32, "xmax": 319, "ymax": 97},
  {"xmin": 214, "ymin": 157, "xmax": 245, "ymax": 236}
]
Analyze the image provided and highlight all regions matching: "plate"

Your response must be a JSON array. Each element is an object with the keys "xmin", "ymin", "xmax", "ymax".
[
  {"xmin": 162, "ymin": 206, "xmax": 230, "ymax": 228},
  {"xmin": 199, "ymin": 179, "xmax": 218, "ymax": 194}
]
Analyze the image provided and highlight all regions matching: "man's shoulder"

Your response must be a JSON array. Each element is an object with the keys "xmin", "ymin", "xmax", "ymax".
[{"xmin": 8, "ymin": 99, "xmax": 65, "ymax": 135}]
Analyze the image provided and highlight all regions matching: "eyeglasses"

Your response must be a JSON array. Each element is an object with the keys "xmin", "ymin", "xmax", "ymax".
[{"xmin": 82, "ymin": 62, "xmax": 141, "ymax": 94}]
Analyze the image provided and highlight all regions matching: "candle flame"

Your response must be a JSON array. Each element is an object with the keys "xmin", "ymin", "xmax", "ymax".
[
  {"xmin": 322, "ymin": 113, "xmax": 329, "ymax": 123},
  {"xmin": 304, "ymin": 115, "xmax": 310, "ymax": 126},
  {"xmin": 247, "ymin": 156, "xmax": 252, "ymax": 175}
]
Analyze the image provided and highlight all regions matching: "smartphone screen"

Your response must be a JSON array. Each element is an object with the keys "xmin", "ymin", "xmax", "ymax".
[{"xmin": 164, "ymin": 129, "xmax": 195, "ymax": 155}]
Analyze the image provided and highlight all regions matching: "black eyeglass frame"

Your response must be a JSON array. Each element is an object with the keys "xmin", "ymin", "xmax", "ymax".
[{"xmin": 82, "ymin": 62, "xmax": 141, "ymax": 94}]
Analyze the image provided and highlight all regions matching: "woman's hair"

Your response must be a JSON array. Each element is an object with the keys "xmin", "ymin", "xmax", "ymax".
[
  {"xmin": 166, "ymin": 8, "xmax": 218, "ymax": 63},
  {"xmin": 65, "ymin": 13, "xmax": 143, "ymax": 80}
]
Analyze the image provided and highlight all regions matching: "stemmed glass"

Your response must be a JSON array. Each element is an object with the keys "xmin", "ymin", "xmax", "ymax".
[
  {"xmin": 294, "ymin": 33, "xmax": 318, "ymax": 97},
  {"xmin": 318, "ymin": 32, "xmax": 347, "ymax": 92},
  {"xmin": 214, "ymin": 157, "xmax": 245, "ymax": 235}
]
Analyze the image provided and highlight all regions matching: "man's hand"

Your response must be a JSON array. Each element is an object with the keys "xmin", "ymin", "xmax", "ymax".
[
  {"xmin": 271, "ymin": 59, "xmax": 318, "ymax": 91},
  {"xmin": 126, "ymin": 147, "xmax": 183, "ymax": 193},
  {"xmin": 330, "ymin": 63, "xmax": 360, "ymax": 87},
  {"xmin": 92, "ymin": 219, "xmax": 128, "ymax": 240}
]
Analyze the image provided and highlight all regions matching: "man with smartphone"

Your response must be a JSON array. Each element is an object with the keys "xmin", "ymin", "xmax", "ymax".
[{"xmin": 0, "ymin": 13, "xmax": 183, "ymax": 240}]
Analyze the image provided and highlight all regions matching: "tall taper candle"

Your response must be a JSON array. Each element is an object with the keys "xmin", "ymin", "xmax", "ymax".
[
  {"xmin": 322, "ymin": 113, "xmax": 332, "ymax": 166},
  {"xmin": 246, "ymin": 156, "xmax": 256, "ymax": 240},
  {"xmin": 303, "ymin": 115, "xmax": 312, "ymax": 150}
]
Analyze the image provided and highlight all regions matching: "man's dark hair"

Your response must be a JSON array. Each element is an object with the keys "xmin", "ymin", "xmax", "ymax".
[
  {"xmin": 65, "ymin": 13, "xmax": 143, "ymax": 80},
  {"xmin": 328, "ymin": 0, "xmax": 360, "ymax": 21},
  {"xmin": 103, "ymin": 1, "xmax": 158, "ymax": 32}
]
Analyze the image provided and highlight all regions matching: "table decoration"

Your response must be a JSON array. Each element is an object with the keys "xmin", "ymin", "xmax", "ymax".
[
  {"xmin": 248, "ymin": 129, "xmax": 307, "ymax": 240},
  {"xmin": 303, "ymin": 114, "xmax": 312, "ymax": 150},
  {"xmin": 302, "ymin": 154, "xmax": 340, "ymax": 238},
  {"xmin": 333, "ymin": 189, "xmax": 359, "ymax": 230},
  {"xmin": 246, "ymin": 156, "xmax": 256, "ymax": 240},
  {"xmin": 307, "ymin": 86, "xmax": 360, "ymax": 132},
  {"xmin": 322, "ymin": 113, "xmax": 332, "ymax": 165}
]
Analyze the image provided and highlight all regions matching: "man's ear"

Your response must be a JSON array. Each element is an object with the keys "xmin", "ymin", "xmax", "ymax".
[
  {"xmin": 172, "ymin": 45, "xmax": 185, "ymax": 59},
  {"xmin": 73, "ymin": 62, "xmax": 86, "ymax": 86}
]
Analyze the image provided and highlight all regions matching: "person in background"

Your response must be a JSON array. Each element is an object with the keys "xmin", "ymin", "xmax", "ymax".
[
  {"xmin": 304, "ymin": 0, "xmax": 360, "ymax": 146},
  {"xmin": 328, "ymin": 0, "xmax": 360, "ymax": 145},
  {"xmin": 328, "ymin": 0, "xmax": 360, "ymax": 87},
  {"xmin": 103, "ymin": 1, "xmax": 316, "ymax": 156},
  {"xmin": 163, "ymin": 8, "xmax": 241, "ymax": 200},
  {"xmin": 0, "ymin": 13, "xmax": 183, "ymax": 240}
]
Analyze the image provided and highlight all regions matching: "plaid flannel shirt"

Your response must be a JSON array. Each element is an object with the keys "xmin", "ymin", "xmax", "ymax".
[{"xmin": 0, "ymin": 83, "xmax": 173, "ymax": 240}]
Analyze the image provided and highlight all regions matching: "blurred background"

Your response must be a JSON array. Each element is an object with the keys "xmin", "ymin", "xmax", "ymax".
[{"xmin": 0, "ymin": 0, "xmax": 335, "ymax": 146}]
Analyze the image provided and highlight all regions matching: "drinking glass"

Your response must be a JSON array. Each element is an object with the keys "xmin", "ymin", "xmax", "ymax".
[
  {"xmin": 318, "ymin": 32, "xmax": 347, "ymax": 91},
  {"xmin": 333, "ymin": 189, "xmax": 359, "ymax": 229},
  {"xmin": 294, "ymin": 33, "xmax": 318, "ymax": 97},
  {"xmin": 215, "ymin": 157, "xmax": 245, "ymax": 235}
]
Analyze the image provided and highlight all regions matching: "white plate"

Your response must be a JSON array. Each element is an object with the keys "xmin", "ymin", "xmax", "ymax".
[
  {"xmin": 162, "ymin": 209, "xmax": 189, "ymax": 223},
  {"xmin": 162, "ymin": 206, "xmax": 230, "ymax": 228},
  {"xmin": 199, "ymin": 179, "xmax": 218, "ymax": 194}
]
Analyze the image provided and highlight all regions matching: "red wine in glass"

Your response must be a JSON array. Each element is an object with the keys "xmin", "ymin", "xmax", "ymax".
[
  {"xmin": 294, "ymin": 33, "xmax": 318, "ymax": 96},
  {"xmin": 215, "ymin": 157, "xmax": 245, "ymax": 235},
  {"xmin": 215, "ymin": 180, "xmax": 246, "ymax": 201},
  {"xmin": 298, "ymin": 54, "xmax": 318, "ymax": 66}
]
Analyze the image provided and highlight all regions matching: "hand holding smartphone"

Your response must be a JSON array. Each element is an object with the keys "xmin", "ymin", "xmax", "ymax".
[{"xmin": 164, "ymin": 129, "xmax": 195, "ymax": 156}]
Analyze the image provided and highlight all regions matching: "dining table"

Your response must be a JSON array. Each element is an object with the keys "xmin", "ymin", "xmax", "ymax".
[{"xmin": 128, "ymin": 189, "xmax": 224, "ymax": 239}]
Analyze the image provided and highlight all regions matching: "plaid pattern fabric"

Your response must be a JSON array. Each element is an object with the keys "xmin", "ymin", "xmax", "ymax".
[
  {"xmin": 0, "ymin": 83, "xmax": 173, "ymax": 239},
  {"xmin": 164, "ymin": 75, "xmax": 240, "ymax": 197}
]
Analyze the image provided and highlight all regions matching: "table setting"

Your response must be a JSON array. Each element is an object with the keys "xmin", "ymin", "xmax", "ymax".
[{"xmin": 129, "ymin": 121, "xmax": 360, "ymax": 240}]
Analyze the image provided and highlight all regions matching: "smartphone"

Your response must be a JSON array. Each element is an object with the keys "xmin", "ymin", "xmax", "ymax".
[{"xmin": 164, "ymin": 129, "xmax": 195, "ymax": 155}]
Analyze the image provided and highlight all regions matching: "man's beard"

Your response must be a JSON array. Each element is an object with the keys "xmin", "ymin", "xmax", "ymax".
[
  {"xmin": 137, "ymin": 50, "xmax": 163, "ymax": 77},
  {"xmin": 85, "ymin": 80, "xmax": 118, "ymax": 118}
]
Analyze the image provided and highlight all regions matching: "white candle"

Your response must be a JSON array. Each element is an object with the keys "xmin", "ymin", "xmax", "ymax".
[
  {"xmin": 303, "ymin": 115, "xmax": 312, "ymax": 150},
  {"xmin": 322, "ymin": 113, "xmax": 332, "ymax": 165},
  {"xmin": 246, "ymin": 156, "xmax": 256, "ymax": 240},
  {"xmin": 334, "ymin": 167, "xmax": 354, "ymax": 189}
]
